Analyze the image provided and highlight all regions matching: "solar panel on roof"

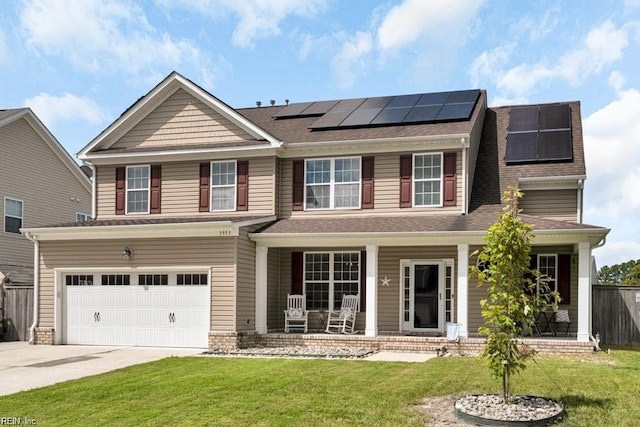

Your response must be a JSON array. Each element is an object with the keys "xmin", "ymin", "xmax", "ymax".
[
  {"xmin": 341, "ymin": 108, "xmax": 385, "ymax": 127},
  {"xmin": 435, "ymin": 102, "xmax": 475, "ymax": 121},
  {"xmin": 273, "ymin": 102, "xmax": 314, "ymax": 118},
  {"xmin": 538, "ymin": 130, "xmax": 572, "ymax": 161},
  {"xmin": 505, "ymin": 132, "xmax": 539, "ymax": 163},
  {"xmin": 446, "ymin": 90, "xmax": 481, "ymax": 104},
  {"xmin": 539, "ymin": 104, "xmax": 570, "ymax": 130},
  {"xmin": 359, "ymin": 97, "xmax": 393, "ymax": 109},
  {"xmin": 309, "ymin": 98, "xmax": 366, "ymax": 129},
  {"xmin": 370, "ymin": 106, "xmax": 411, "ymax": 124},
  {"xmin": 415, "ymin": 92, "xmax": 449, "ymax": 106},
  {"xmin": 386, "ymin": 94, "xmax": 421, "ymax": 108},
  {"xmin": 329, "ymin": 98, "xmax": 365, "ymax": 112},
  {"xmin": 508, "ymin": 107, "xmax": 539, "ymax": 132},
  {"xmin": 302, "ymin": 100, "xmax": 339, "ymax": 116},
  {"xmin": 402, "ymin": 105, "xmax": 441, "ymax": 123}
]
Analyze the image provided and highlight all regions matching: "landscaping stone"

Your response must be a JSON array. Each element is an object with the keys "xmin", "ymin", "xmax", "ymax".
[{"xmin": 454, "ymin": 394, "xmax": 564, "ymax": 425}]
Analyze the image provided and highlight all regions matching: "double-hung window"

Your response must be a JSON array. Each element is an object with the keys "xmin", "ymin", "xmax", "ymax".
[
  {"xmin": 537, "ymin": 254, "xmax": 558, "ymax": 294},
  {"xmin": 4, "ymin": 198, "xmax": 23, "ymax": 233},
  {"xmin": 126, "ymin": 165, "xmax": 150, "ymax": 214},
  {"xmin": 211, "ymin": 160, "xmax": 236, "ymax": 211},
  {"xmin": 413, "ymin": 153, "xmax": 442, "ymax": 207},
  {"xmin": 304, "ymin": 252, "xmax": 360, "ymax": 311},
  {"xmin": 305, "ymin": 157, "xmax": 360, "ymax": 210}
]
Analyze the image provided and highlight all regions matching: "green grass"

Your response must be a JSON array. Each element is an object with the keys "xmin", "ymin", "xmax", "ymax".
[{"xmin": 1, "ymin": 347, "xmax": 639, "ymax": 426}]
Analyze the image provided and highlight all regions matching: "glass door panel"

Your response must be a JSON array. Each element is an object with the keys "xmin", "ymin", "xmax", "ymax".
[{"xmin": 413, "ymin": 264, "xmax": 439, "ymax": 329}]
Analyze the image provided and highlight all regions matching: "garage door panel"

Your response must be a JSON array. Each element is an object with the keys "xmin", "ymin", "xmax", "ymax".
[{"xmin": 65, "ymin": 275, "xmax": 210, "ymax": 348}]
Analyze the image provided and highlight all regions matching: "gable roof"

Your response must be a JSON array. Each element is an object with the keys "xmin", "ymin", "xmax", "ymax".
[
  {"xmin": 78, "ymin": 71, "xmax": 282, "ymax": 160},
  {"xmin": 0, "ymin": 108, "xmax": 91, "ymax": 192}
]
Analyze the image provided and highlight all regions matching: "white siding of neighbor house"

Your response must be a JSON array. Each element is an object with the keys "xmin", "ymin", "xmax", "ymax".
[
  {"xmin": 520, "ymin": 189, "xmax": 578, "ymax": 222},
  {"xmin": 95, "ymin": 157, "xmax": 276, "ymax": 219},
  {"xmin": 278, "ymin": 152, "xmax": 463, "ymax": 218},
  {"xmin": 37, "ymin": 237, "xmax": 237, "ymax": 331},
  {"xmin": 111, "ymin": 89, "xmax": 255, "ymax": 150},
  {"xmin": 0, "ymin": 117, "xmax": 90, "ymax": 267}
]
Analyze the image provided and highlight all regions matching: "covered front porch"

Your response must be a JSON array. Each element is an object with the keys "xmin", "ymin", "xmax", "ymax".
[{"xmin": 250, "ymin": 217, "xmax": 602, "ymax": 346}]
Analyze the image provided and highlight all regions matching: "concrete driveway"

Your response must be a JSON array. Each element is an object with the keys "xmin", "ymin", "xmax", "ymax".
[{"xmin": 0, "ymin": 342, "xmax": 202, "ymax": 396}]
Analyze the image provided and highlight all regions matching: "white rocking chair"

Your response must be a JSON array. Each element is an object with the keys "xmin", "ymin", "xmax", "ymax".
[
  {"xmin": 284, "ymin": 294, "xmax": 308, "ymax": 333},
  {"xmin": 325, "ymin": 294, "xmax": 359, "ymax": 334}
]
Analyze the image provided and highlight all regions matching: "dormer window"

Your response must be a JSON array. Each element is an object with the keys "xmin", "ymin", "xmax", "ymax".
[
  {"xmin": 126, "ymin": 165, "xmax": 150, "ymax": 214},
  {"xmin": 305, "ymin": 157, "xmax": 361, "ymax": 210}
]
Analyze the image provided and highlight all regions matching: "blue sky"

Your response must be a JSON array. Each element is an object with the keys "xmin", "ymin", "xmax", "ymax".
[{"xmin": 2, "ymin": 0, "xmax": 639, "ymax": 268}]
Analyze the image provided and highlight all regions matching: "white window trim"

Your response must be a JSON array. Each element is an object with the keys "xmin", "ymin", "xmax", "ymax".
[
  {"xmin": 412, "ymin": 152, "xmax": 444, "ymax": 208},
  {"xmin": 210, "ymin": 160, "xmax": 237, "ymax": 212},
  {"xmin": 59, "ymin": 267, "xmax": 211, "ymax": 287},
  {"xmin": 303, "ymin": 251, "xmax": 360, "ymax": 311},
  {"xmin": 125, "ymin": 165, "xmax": 150, "ymax": 215},
  {"xmin": 76, "ymin": 212, "xmax": 91, "ymax": 222},
  {"xmin": 537, "ymin": 254, "xmax": 558, "ymax": 294},
  {"xmin": 304, "ymin": 157, "xmax": 361, "ymax": 211},
  {"xmin": 4, "ymin": 197, "xmax": 23, "ymax": 234}
]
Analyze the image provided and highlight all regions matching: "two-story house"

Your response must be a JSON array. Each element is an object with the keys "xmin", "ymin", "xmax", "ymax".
[
  {"xmin": 22, "ymin": 72, "xmax": 608, "ymax": 350},
  {"xmin": 1, "ymin": 108, "xmax": 91, "ymax": 339}
]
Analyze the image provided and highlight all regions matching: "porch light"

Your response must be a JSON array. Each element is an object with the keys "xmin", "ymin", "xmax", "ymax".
[{"xmin": 122, "ymin": 247, "xmax": 133, "ymax": 260}]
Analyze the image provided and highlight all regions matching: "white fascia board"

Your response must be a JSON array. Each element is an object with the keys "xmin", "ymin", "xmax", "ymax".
[
  {"xmin": 518, "ymin": 175, "xmax": 586, "ymax": 191},
  {"xmin": 82, "ymin": 145, "xmax": 280, "ymax": 166},
  {"xmin": 280, "ymin": 134, "xmax": 470, "ymax": 158}
]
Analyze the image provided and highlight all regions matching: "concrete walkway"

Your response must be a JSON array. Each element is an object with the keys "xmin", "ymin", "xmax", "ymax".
[{"xmin": 0, "ymin": 342, "xmax": 202, "ymax": 396}]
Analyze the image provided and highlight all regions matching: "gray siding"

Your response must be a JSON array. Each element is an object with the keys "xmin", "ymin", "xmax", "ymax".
[
  {"xmin": 111, "ymin": 89, "xmax": 255, "ymax": 150},
  {"xmin": 96, "ymin": 157, "xmax": 275, "ymax": 219},
  {"xmin": 0, "ymin": 117, "xmax": 90, "ymax": 267},
  {"xmin": 236, "ymin": 225, "xmax": 259, "ymax": 331},
  {"xmin": 37, "ymin": 237, "xmax": 236, "ymax": 331},
  {"xmin": 520, "ymin": 189, "xmax": 578, "ymax": 222}
]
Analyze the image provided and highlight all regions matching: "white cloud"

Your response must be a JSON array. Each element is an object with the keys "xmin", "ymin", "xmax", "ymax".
[
  {"xmin": 158, "ymin": 0, "xmax": 327, "ymax": 48},
  {"xmin": 331, "ymin": 32, "xmax": 373, "ymax": 90},
  {"xmin": 471, "ymin": 20, "xmax": 631, "ymax": 98},
  {"xmin": 20, "ymin": 0, "xmax": 215, "ymax": 82},
  {"xmin": 608, "ymin": 71, "xmax": 626, "ymax": 92},
  {"xmin": 0, "ymin": 27, "xmax": 7, "ymax": 64},
  {"xmin": 376, "ymin": 0, "xmax": 484, "ymax": 51},
  {"xmin": 24, "ymin": 92, "xmax": 108, "ymax": 127}
]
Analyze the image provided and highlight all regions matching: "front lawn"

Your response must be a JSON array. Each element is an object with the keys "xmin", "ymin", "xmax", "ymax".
[{"xmin": 1, "ymin": 347, "xmax": 639, "ymax": 426}]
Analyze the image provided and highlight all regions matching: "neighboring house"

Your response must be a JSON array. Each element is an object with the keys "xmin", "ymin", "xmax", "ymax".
[
  {"xmin": 22, "ymin": 72, "xmax": 608, "ymax": 349},
  {"xmin": 0, "ymin": 108, "xmax": 91, "ymax": 338}
]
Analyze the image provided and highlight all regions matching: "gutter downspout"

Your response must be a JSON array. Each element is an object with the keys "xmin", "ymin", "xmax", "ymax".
[
  {"xmin": 577, "ymin": 178, "xmax": 584, "ymax": 223},
  {"xmin": 83, "ymin": 161, "xmax": 97, "ymax": 219},
  {"xmin": 25, "ymin": 232, "xmax": 39, "ymax": 344},
  {"xmin": 460, "ymin": 138, "xmax": 470, "ymax": 215}
]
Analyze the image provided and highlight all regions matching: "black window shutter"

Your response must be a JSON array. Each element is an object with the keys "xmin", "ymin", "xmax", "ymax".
[
  {"xmin": 443, "ymin": 152, "xmax": 456, "ymax": 206},
  {"xmin": 360, "ymin": 251, "xmax": 366, "ymax": 312},
  {"xmin": 361, "ymin": 157, "xmax": 374, "ymax": 209},
  {"xmin": 150, "ymin": 165, "xmax": 161, "ymax": 214},
  {"xmin": 115, "ymin": 167, "xmax": 125, "ymax": 215},
  {"xmin": 292, "ymin": 160, "xmax": 304, "ymax": 211},
  {"xmin": 558, "ymin": 254, "xmax": 571, "ymax": 304},
  {"xmin": 291, "ymin": 251, "xmax": 303, "ymax": 294},
  {"xmin": 399, "ymin": 155, "xmax": 412, "ymax": 208},
  {"xmin": 199, "ymin": 163, "xmax": 210, "ymax": 212}
]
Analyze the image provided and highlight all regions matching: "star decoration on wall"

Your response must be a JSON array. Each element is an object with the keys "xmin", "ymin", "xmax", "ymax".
[{"xmin": 380, "ymin": 276, "xmax": 391, "ymax": 287}]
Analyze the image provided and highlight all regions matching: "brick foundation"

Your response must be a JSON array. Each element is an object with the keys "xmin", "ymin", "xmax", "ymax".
[
  {"xmin": 33, "ymin": 327, "xmax": 55, "ymax": 345},
  {"xmin": 208, "ymin": 331, "xmax": 258, "ymax": 350}
]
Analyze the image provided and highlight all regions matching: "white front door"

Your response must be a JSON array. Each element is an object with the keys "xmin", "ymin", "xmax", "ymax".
[
  {"xmin": 402, "ymin": 261, "xmax": 446, "ymax": 333},
  {"xmin": 64, "ymin": 272, "xmax": 210, "ymax": 348}
]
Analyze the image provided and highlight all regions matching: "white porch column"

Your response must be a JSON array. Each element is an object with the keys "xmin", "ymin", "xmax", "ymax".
[
  {"xmin": 365, "ymin": 245, "xmax": 378, "ymax": 337},
  {"xmin": 577, "ymin": 242, "xmax": 591, "ymax": 342},
  {"xmin": 456, "ymin": 244, "xmax": 469, "ymax": 338},
  {"xmin": 255, "ymin": 245, "xmax": 268, "ymax": 334}
]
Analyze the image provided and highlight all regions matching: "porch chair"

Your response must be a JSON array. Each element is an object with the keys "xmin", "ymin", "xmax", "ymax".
[
  {"xmin": 554, "ymin": 309, "xmax": 571, "ymax": 336},
  {"xmin": 284, "ymin": 294, "xmax": 308, "ymax": 333},
  {"xmin": 325, "ymin": 294, "xmax": 359, "ymax": 334}
]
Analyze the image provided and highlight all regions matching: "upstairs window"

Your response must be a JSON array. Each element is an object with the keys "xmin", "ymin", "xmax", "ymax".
[
  {"xmin": 76, "ymin": 212, "xmax": 91, "ymax": 222},
  {"xmin": 211, "ymin": 161, "xmax": 236, "ymax": 211},
  {"xmin": 4, "ymin": 198, "xmax": 23, "ymax": 234},
  {"xmin": 305, "ymin": 157, "xmax": 360, "ymax": 210},
  {"xmin": 413, "ymin": 153, "xmax": 442, "ymax": 207},
  {"xmin": 126, "ymin": 165, "xmax": 150, "ymax": 214}
]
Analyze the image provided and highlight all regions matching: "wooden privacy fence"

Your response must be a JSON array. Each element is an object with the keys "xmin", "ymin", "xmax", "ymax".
[
  {"xmin": 1, "ymin": 285, "xmax": 34, "ymax": 341},
  {"xmin": 592, "ymin": 285, "xmax": 640, "ymax": 346}
]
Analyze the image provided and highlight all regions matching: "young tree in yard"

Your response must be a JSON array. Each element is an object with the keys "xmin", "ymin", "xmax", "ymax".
[{"xmin": 469, "ymin": 186, "xmax": 558, "ymax": 403}]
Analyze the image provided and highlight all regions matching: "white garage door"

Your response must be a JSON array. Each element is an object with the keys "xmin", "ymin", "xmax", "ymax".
[{"xmin": 64, "ymin": 272, "xmax": 210, "ymax": 348}]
